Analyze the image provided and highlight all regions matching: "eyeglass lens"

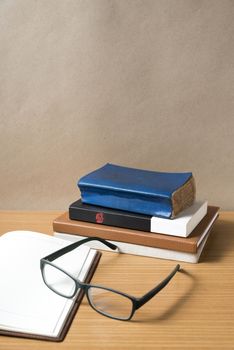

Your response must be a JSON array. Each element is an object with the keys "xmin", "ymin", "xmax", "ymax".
[
  {"xmin": 42, "ymin": 263, "xmax": 133, "ymax": 320},
  {"xmin": 88, "ymin": 287, "xmax": 133, "ymax": 320},
  {"xmin": 42, "ymin": 263, "xmax": 77, "ymax": 297}
]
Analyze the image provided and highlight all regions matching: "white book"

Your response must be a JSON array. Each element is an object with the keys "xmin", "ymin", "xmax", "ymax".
[
  {"xmin": 54, "ymin": 227, "xmax": 212, "ymax": 264},
  {"xmin": 151, "ymin": 201, "xmax": 208, "ymax": 237},
  {"xmin": 0, "ymin": 230, "xmax": 98, "ymax": 341}
]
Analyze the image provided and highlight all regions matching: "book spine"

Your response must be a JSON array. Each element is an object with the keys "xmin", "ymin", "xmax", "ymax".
[
  {"xmin": 69, "ymin": 206, "xmax": 151, "ymax": 232},
  {"xmin": 53, "ymin": 232, "xmax": 201, "ymax": 264},
  {"xmin": 79, "ymin": 186, "xmax": 173, "ymax": 218},
  {"xmin": 53, "ymin": 219, "xmax": 197, "ymax": 253}
]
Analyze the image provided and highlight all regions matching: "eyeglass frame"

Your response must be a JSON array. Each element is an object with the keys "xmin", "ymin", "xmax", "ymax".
[{"xmin": 40, "ymin": 237, "xmax": 180, "ymax": 321}]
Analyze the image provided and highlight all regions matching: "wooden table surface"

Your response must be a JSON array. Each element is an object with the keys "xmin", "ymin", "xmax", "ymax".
[{"xmin": 0, "ymin": 211, "xmax": 233, "ymax": 350}]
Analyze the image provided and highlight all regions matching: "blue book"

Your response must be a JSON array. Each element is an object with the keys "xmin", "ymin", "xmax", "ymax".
[{"xmin": 78, "ymin": 163, "xmax": 196, "ymax": 218}]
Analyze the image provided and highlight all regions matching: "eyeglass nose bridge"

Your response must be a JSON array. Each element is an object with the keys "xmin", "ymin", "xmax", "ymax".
[{"xmin": 77, "ymin": 281, "xmax": 93, "ymax": 298}]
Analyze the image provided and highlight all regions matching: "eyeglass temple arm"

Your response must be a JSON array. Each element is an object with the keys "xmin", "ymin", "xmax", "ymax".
[
  {"xmin": 43, "ymin": 237, "xmax": 118, "ymax": 262},
  {"xmin": 135, "ymin": 264, "xmax": 180, "ymax": 310}
]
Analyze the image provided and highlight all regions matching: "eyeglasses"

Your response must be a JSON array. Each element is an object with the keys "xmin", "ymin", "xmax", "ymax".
[{"xmin": 40, "ymin": 237, "xmax": 180, "ymax": 321}]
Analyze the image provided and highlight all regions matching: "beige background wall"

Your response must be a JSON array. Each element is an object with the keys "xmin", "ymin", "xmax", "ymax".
[{"xmin": 1, "ymin": 0, "xmax": 234, "ymax": 210}]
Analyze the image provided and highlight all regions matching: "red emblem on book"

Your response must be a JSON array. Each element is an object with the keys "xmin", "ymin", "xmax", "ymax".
[{"xmin": 96, "ymin": 212, "xmax": 104, "ymax": 224}]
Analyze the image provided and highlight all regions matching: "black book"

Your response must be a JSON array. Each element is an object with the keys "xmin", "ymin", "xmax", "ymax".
[{"xmin": 69, "ymin": 199, "xmax": 151, "ymax": 232}]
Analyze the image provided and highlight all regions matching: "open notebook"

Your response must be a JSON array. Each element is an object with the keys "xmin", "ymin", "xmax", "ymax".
[{"xmin": 0, "ymin": 231, "xmax": 101, "ymax": 341}]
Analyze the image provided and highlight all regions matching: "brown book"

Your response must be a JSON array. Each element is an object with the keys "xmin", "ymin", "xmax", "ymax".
[{"xmin": 53, "ymin": 206, "xmax": 219, "ymax": 254}]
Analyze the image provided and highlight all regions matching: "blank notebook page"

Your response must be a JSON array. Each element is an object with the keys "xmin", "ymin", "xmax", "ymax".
[{"xmin": 0, "ymin": 231, "xmax": 96, "ymax": 337}]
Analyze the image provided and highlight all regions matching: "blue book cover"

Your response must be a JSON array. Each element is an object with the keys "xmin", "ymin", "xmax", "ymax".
[{"xmin": 78, "ymin": 163, "xmax": 195, "ymax": 218}]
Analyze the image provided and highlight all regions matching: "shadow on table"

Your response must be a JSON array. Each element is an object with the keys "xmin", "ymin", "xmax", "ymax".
[{"xmin": 199, "ymin": 219, "xmax": 234, "ymax": 263}]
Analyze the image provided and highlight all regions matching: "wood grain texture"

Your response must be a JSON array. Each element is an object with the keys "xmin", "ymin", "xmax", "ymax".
[{"xmin": 0, "ymin": 211, "xmax": 233, "ymax": 350}]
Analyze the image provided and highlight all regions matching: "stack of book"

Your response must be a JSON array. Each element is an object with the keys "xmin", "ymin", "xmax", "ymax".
[{"xmin": 54, "ymin": 163, "xmax": 219, "ymax": 263}]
